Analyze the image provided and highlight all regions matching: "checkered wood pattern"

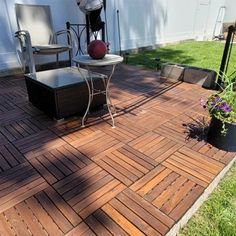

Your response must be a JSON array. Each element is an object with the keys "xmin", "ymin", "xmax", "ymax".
[{"xmin": 0, "ymin": 65, "xmax": 235, "ymax": 236}]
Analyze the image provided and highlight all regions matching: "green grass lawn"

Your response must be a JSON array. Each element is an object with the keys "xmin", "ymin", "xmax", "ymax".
[
  {"xmin": 127, "ymin": 41, "xmax": 236, "ymax": 235},
  {"xmin": 180, "ymin": 162, "xmax": 236, "ymax": 236},
  {"xmin": 127, "ymin": 41, "xmax": 236, "ymax": 75}
]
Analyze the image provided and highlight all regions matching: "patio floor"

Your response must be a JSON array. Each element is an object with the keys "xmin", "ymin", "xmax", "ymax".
[{"xmin": 0, "ymin": 64, "xmax": 235, "ymax": 236}]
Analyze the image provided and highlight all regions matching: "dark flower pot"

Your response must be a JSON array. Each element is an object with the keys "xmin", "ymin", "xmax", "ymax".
[{"xmin": 207, "ymin": 117, "xmax": 236, "ymax": 152}]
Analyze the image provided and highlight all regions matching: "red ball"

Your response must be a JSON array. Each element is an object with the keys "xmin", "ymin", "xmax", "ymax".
[{"xmin": 88, "ymin": 40, "xmax": 107, "ymax": 59}]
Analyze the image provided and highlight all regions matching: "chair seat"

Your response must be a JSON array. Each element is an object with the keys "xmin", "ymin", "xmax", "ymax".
[{"xmin": 32, "ymin": 44, "xmax": 71, "ymax": 55}]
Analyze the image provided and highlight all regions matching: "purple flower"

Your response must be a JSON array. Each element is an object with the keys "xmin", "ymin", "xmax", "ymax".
[
  {"xmin": 222, "ymin": 104, "xmax": 231, "ymax": 113},
  {"xmin": 216, "ymin": 101, "xmax": 231, "ymax": 113}
]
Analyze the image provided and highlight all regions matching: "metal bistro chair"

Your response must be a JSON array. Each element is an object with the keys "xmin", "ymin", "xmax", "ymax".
[{"xmin": 15, "ymin": 3, "xmax": 73, "ymax": 73}]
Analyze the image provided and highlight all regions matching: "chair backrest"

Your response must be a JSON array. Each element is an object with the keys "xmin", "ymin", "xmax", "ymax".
[{"xmin": 15, "ymin": 4, "xmax": 54, "ymax": 45}]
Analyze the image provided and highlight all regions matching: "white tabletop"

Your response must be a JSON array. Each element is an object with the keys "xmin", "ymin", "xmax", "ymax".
[{"xmin": 73, "ymin": 54, "xmax": 123, "ymax": 67}]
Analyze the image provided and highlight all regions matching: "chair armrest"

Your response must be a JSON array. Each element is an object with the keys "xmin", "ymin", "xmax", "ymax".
[
  {"xmin": 15, "ymin": 30, "xmax": 36, "ymax": 73},
  {"xmin": 15, "ymin": 30, "xmax": 32, "ymax": 47}
]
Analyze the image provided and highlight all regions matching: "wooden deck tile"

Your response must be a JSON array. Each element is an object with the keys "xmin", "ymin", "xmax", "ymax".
[
  {"xmin": 70, "ymin": 130, "xmax": 120, "ymax": 159},
  {"xmin": 28, "ymin": 144, "xmax": 92, "ymax": 184},
  {"xmin": 0, "ymin": 142, "xmax": 25, "ymax": 172},
  {"xmin": 96, "ymin": 145, "xmax": 157, "ymax": 186},
  {"xmin": 13, "ymin": 129, "xmax": 66, "ymax": 158},
  {"xmin": 0, "ymin": 162, "xmax": 49, "ymax": 214},
  {"xmin": 25, "ymin": 196, "xmax": 64, "ymax": 236}
]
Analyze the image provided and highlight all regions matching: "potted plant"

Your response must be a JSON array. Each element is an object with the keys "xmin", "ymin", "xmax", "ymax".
[{"xmin": 201, "ymin": 72, "xmax": 236, "ymax": 151}]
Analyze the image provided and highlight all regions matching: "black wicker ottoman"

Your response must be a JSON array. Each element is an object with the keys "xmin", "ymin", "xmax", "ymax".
[{"xmin": 25, "ymin": 67, "xmax": 106, "ymax": 119}]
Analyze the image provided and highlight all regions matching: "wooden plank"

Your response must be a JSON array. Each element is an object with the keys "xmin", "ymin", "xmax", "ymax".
[
  {"xmin": 78, "ymin": 183, "xmax": 126, "ymax": 219},
  {"xmin": 112, "ymin": 150, "xmax": 149, "ymax": 174},
  {"xmin": 130, "ymin": 165, "xmax": 165, "ymax": 192},
  {"xmin": 79, "ymin": 138, "xmax": 119, "ymax": 158},
  {"xmin": 110, "ymin": 197, "xmax": 161, "ymax": 235},
  {"xmin": 160, "ymin": 180, "xmax": 196, "ymax": 214},
  {"xmin": 0, "ymin": 145, "xmax": 19, "ymax": 167},
  {"xmin": 15, "ymin": 201, "xmax": 48, "ymax": 236},
  {"xmin": 70, "ymin": 130, "xmax": 104, "ymax": 148},
  {"xmin": 169, "ymin": 185, "xmax": 204, "ymax": 221},
  {"xmin": 102, "ymin": 203, "xmax": 145, "ymax": 236},
  {"xmin": 97, "ymin": 158, "xmax": 133, "ymax": 186},
  {"xmin": 61, "ymin": 144, "xmax": 92, "ymax": 166},
  {"xmin": 53, "ymin": 163, "xmax": 98, "ymax": 192},
  {"xmin": 154, "ymin": 142, "xmax": 183, "ymax": 163},
  {"xmin": 171, "ymin": 153, "xmax": 215, "ymax": 180},
  {"xmin": 166, "ymin": 156, "xmax": 212, "ymax": 183},
  {"xmin": 29, "ymin": 157, "xmax": 58, "ymax": 184},
  {"xmin": 120, "ymin": 145, "xmax": 157, "ymax": 168},
  {"xmin": 44, "ymin": 186, "xmax": 82, "ymax": 227},
  {"xmin": 145, "ymin": 172, "xmax": 179, "ymax": 202},
  {"xmin": 85, "ymin": 215, "xmax": 113, "ymax": 236},
  {"xmin": 105, "ymin": 152, "xmax": 142, "ymax": 179},
  {"xmin": 139, "ymin": 135, "xmax": 165, "ymax": 153},
  {"xmin": 0, "ymin": 126, "xmax": 18, "ymax": 142},
  {"xmin": 123, "ymin": 188, "xmax": 174, "ymax": 228},
  {"xmin": 51, "ymin": 148, "xmax": 84, "ymax": 171},
  {"xmin": 0, "ymin": 179, "xmax": 48, "ymax": 214},
  {"xmin": 0, "ymin": 162, "xmax": 31, "ymax": 185},
  {"xmin": 44, "ymin": 151, "xmax": 72, "ymax": 176},
  {"xmin": 175, "ymin": 151, "xmax": 220, "ymax": 175},
  {"xmin": 93, "ymin": 209, "xmax": 129, "ymax": 236},
  {"xmin": 179, "ymin": 146, "xmax": 224, "ymax": 169},
  {"xmin": 220, "ymin": 152, "xmax": 236, "ymax": 165},
  {"xmin": 26, "ymin": 196, "xmax": 63, "ymax": 236},
  {"xmin": 163, "ymin": 161, "xmax": 208, "ymax": 188},
  {"xmin": 152, "ymin": 176, "xmax": 187, "ymax": 208},
  {"xmin": 67, "ymin": 173, "xmax": 112, "ymax": 206},
  {"xmin": 74, "ymin": 179, "xmax": 121, "ymax": 213},
  {"xmin": 4, "ymin": 207, "xmax": 31, "ymax": 236},
  {"xmin": 35, "ymin": 191, "xmax": 73, "ymax": 234},
  {"xmin": 0, "ymin": 167, "xmax": 38, "ymax": 198},
  {"xmin": 0, "ymin": 153, "xmax": 11, "ymax": 171},
  {"xmin": 56, "ymin": 165, "xmax": 102, "ymax": 195},
  {"xmin": 137, "ymin": 168, "xmax": 172, "ymax": 197},
  {"xmin": 0, "ymin": 213, "xmax": 16, "ymax": 236},
  {"xmin": 36, "ymin": 154, "xmax": 65, "ymax": 180},
  {"xmin": 129, "ymin": 132, "xmax": 155, "ymax": 149},
  {"xmin": 145, "ymin": 137, "xmax": 172, "ymax": 157},
  {"xmin": 65, "ymin": 222, "xmax": 95, "ymax": 236}
]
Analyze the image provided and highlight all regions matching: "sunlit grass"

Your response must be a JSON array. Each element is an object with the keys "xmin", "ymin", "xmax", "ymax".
[{"xmin": 127, "ymin": 41, "xmax": 236, "ymax": 75}]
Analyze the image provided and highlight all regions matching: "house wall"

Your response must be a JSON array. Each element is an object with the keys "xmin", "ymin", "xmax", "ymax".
[
  {"xmin": 0, "ymin": 0, "xmax": 228, "ymax": 74},
  {"xmin": 224, "ymin": 0, "xmax": 236, "ymax": 23}
]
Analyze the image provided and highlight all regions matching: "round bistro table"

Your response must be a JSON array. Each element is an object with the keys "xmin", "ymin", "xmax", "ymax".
[{"xmin": 73, "ymin": 54, "xmax": 123, "ymax": 128}]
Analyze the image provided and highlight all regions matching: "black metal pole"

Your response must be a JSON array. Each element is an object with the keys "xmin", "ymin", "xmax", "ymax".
[
  {"xmin": 86, "ymin": 14, "xmax": 90, "ymax": 46},
  {"xmin": 66, "ymin": 22, "xmax": 72, "ymax": 66},
  {"xmin": 103, "ymin": 0, "xmax": 109, "ymax": 46},
  {"xmin": 117, "ymin": 10, "xmax": 121, "ymax": 56},
  {"xmin": 218, "ymin": 25, "xmax": 235, "ymax": 89}
]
